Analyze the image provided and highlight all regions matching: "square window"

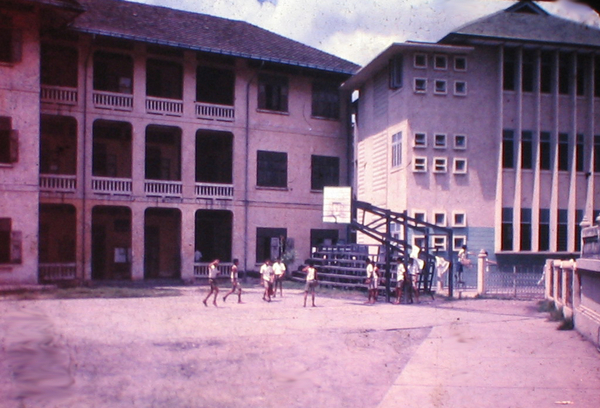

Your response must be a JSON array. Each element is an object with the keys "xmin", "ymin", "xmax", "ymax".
[
  {"xmin": 434, "ymin": 55, "xmax": 447, "ymax": 70},
  {"xmin": 431, "ymin": 235, "xmax": 447, "ymax": 251},
  {"xmin": 433, "ymin": 212, "xmax": 446, "ymax": 227},
  {"xmin": 311, "ymin": 155, "xmax": 339, "ymax": 190},
  {"xmin": 434, "ymin": 133, "xmax": 447, "ymax": 149},
  {"xmin": 454, "ymin": 134, "xmax": 467, "ymax": 150},
  {"xmin": 413, "ymin": 157, "xmax": 427, "ymax": 172},
  {"xmin": 413, "ymin": 211, "xmax": 426, "ymax": 223},
  {"xmin": 433, "ymin": 157, "xmax": 447, "ymax": 173},
  {"xmin": 257, "ymin": 150, "xmax": 287, "ymax": 188},
  {"xmin": 454, "ymin": 56, "xmax": 467, "ymax": 71},
  {"xmin": 453, "ymin": 235, "xmax": 467, "ymax": 251},
  {"xmin": 414, "ymin": 53, "xmax": 427, "ymax": 68},
  {"xmin": 453, "ymin": 158, "xmax": 468, "ymax": 174},
  {"xmin": 452, "ymin": 212, "xmax": 467, "ymax": 227},
  {"xmin": 312, "ymin": 82, "xmax": 340, "ymax": 119},
  {"xmin": 414, "ymin": 132, "xmax": 427, "ymax": 148},
  {"xmin": 258, "ymin": 74, "xmax": 289, "ymax": 112},
  {"xmin": 413, "ymin": 235, "xmax": 426, "ymax": 249},
  {"xmin": 414, "ymin": 78, "xmax": 427, "ymax": 93},
  {"xmin": 454, "ymin": 81, "xmax": 467, "ymax": 96},
  {"xmin": 434, "ymin": 80, "xmax": 447, "ymax": 94}
]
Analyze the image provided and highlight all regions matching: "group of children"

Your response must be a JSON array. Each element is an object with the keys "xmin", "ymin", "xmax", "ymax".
[
  {"xmin": 202, "ymin": 257, "xmax": 318, "ymax": 307},
  {"xmin": 365, "ymin": 256, "xmax": 424, "ymax": 305}
]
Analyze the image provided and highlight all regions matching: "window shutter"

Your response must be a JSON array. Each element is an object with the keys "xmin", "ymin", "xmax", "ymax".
[
  {"xmin": 11, "ymin": 29, "xmax": 22, "ymax": 63},
  {"xmin": 258, "ymin": 83, "xmax": 266, "ymax": 109},
  {"xmin": 10, "ymin": 231, "xmax": 22, "ymax": 263},
  {"xmin": 280, "ymin": 83, "xmax": 288, "ymax": 112},
  {"xmin": 9, "ymin": 129, "xmax": 18, "ymax": 163}
]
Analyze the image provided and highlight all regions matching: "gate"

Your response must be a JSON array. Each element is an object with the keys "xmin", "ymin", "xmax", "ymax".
[{"xmin": 485, "ymin": 264, "xmax": 545, "ymax": 299}]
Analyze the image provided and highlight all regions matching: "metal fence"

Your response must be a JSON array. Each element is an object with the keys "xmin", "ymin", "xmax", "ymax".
[{"xmin": 484, "ymin": 265, "xmax": 545, "ymax": 299}]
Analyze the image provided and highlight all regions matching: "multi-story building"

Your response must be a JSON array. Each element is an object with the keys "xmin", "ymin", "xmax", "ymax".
[
  {"xmin": 0, "ymin": 0, "xmax": 357, "ymax": 284},
  {"xmin": 343, "ymin": 0, "xmax": 600, "ymax": 265}
]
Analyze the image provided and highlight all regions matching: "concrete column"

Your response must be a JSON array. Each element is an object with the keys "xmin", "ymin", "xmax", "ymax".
[
  {"xmin": 477, "ymin": 249, "xmax": 487, "ymax": 295},
  {"xmin": 181, "ymin": 206, "xmax": 196, "ymax": 282},
  {"xmin": 131, "ymin": 204, "xmax": 145, "ymax": 280}
]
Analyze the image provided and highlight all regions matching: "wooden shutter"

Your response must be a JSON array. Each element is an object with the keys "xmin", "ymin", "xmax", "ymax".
[
  {"xmin": 280, "ymin": 80, "xmax": 288, "ymax": 112},
  {"xmin": 9, "ymin": 129, "xmax": 18, "ymax": 163},
  {"xmin": 10, "ymin": 231, "xmax": 22, "ymax": 264},
  {"xmin": 11, "ymin": 29, "xmax": 22, "ymax": 63},
  {"xmin": 257, "ymin": 82, "xmax": 266, "ymax": 109}
]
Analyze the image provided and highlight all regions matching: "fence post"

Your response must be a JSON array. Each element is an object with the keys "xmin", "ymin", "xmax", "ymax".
[{"xmin": 477, "ymin": 249, "xmax": 487, "ymax": 295}]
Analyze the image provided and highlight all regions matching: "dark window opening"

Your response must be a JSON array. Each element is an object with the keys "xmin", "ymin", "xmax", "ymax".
[
  {"xmin": 258, "ymin": 74, "xmax": 288, "ymax": 112},
  {"xmin": 503, "ymin": 48, "xmax": 516, "ymax": 91},
  {"xmin": 310, "ymin": 229, "xmax": 339, "ymax": 250},
  {"xmin": 145, "ymin": 125, "xmax": 181, "ymax": 181},
  {"xmin": 558, "ymin": 53, "xmax": 571, "ymax": 95},
  {"xmin": 558, "ymin": 133, "xmax": 569, "ymax": 171},
  {"xmin": 522, "ymin": 50, "xmax": 535, "ymax": 93},
  {"xmin": 576, "ymin": 54, "xmax": 588, "ymax": 97},
  {"xmin": 502, "ymin": 129, "xmax": 514, "ymax": 169},
  {"xmin": 539, "ymin": 209, "xmax": 550, "ymax": 251},
  {"xmin": 389, "ymin": 54, "xmax": 403, "ymax": 89},
  {"xmin": 144, "ymin": 208, "xmax": 181, "ymax": 279},
  {"xmin": 41, "ymin": 44, "xmax": 78, "ymax": 87},
  {"xmin": 92, "ymin": 120, "xmax": 132, "ymax": 178},
  {"xmin": 0, "ymin": 116, "xmax": 18, "ymax": 164},
  {"xmin": 520, "ymin": 208, "xmax": 532, "ymax": 251},
  {"xmin": 594, "ymin": 135, "xmax": 600, "ymax": 173},
  {"xmin": 0, "ymin": 14, "xmax": 21, "ymax": 63},
  {"xmin": 0, "ymin": 218, "xmax": 11, "ymax": 263},
  {"xmin": 93, "ymin": 51, "xmax": 133, "ymax": 94},
  {"xmin": 540, "ymin": 51, "xmax": 553, "ymax": 94},
  {"xmin": 257, "ymin": 150, "xmax": 287, "ymax": 188},
  {"xmin": 195, "ymin": 130, "xmax": 233, "ymax": 184},
  {"xmin": 195, "ymin": 210, "xmax": 232, "ymax": 263},
  {"xmin": 576, "ymin": 134, "xmax": 584, "ymax": 172},
  {"xmin": 521, "ymin": 131, "xmax": 533, "ymax": 169},
  {"xmin": 501, "ymin": 207, "xmax": 513, "ymax": 251},
  {"xmin": 146, "ymin": 58, "xmax": 183, "ymax": 99},
  {"xmin": 311, "ymin": 155, "xmax": 340, "ymax": 190},
  {"xmin": 256, "ymin": 227, "xmax": 287, "ymax": 263},
  {"xmin": 91, "ymin": 206, "xmax": 131, "ymax": 280},
  {"xmin": 540, "ymin": 132, "xmax": 551, "ymax": 170},
  {"xmin": 40, "ymin": 115, "xmax": 77, "ymax": 174},
  {"xmin": 196, "ymin": 66, "xmax": 235, "ymax": 106},
  {"xmin": 575, "ymin": 209, "xmax": 583, "ymax": 252},
  {"xmin": 312, "ymin": 82, "xmax": 340, "ymax": 119},
  {"xmin": 595, "ymin": 56, "xmax": 600, "ymax": 97},
  {"xmin": 557, "ymin": 209, "xmax": 568, "ymax": 251}
]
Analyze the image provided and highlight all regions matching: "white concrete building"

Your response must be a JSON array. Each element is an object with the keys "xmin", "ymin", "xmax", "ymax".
[
  {"xmin": 0, "ymin": 0, "xmax": 357, "ymax": 284},
  {"xmin": 342, "ymin": 0, "xmax": 600, "ymax": 265}
]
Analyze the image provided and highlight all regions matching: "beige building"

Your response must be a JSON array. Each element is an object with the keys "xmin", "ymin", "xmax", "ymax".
[
  {"xmin": 0, "ymin": 0, "xmax": 357, "ymax": 284},
  {"xmin": 343, "ymin": 0, "xmax": 600, "ymax": 265}
]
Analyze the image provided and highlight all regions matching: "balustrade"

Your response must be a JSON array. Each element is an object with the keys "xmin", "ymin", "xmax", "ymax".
[
  {"xmin": 92, "ymin": 177, "xmax": 132, "ymax": 195},
  {"xmin": 39, "ymin": 263, "xmax": 77, "ymax": 281},
  {"xmin": 144, "ymin": 180, "xmax": 183, "ymax": 196},
  {"xmin": 146, "ymin": 97, "xmax": 183, "ymax": 116},
  {"xmin": 93, "ymin": 91, "xmax": 133, "ymax": 111},
  {"xmin": 40, "ymin": 85, "xmax": 78, "ymax": 105},
  {"xmin": 39, "ymin": 174, "xmax": 77, "ymax": 192},
  {"xmin": 195, "ymin": 102, "xmax": 235, "ymax": 121},
  {"xmin": 195, "ymin": 182, "xmax": 234, "ymax": 199}
]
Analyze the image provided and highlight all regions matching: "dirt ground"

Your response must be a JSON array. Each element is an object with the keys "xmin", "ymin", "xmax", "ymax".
[{"xmin": 0, "ymin": 284, "xmax": 596, "ymax": 408}]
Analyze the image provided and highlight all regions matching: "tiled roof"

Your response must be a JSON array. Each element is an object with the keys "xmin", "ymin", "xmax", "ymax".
[
  {"xmin": 440, "ymin": 2, "xmax": 600, "ymax": 48},
  {"xmin": 69, "ymin": 0, "xmax": 359, "ymax": 75}
]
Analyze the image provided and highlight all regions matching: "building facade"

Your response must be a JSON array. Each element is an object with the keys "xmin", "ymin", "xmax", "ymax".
[
  {"xmin": 0, "ymin": 0, "xmax": 357, "ymax": 284},
  {"xmin": 343, "ymin": 0, "xmax": 600, "ymax": 265}
]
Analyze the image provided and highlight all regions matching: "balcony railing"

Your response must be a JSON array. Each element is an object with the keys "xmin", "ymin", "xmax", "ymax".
[
  {"xmin": 146, "ymin": 96, "xmax": 183, "ymax": 116},
  {"xmin": 39, "ymin": 174, "xmax": 77, "ymax": 192},
  {"xmin": 93, "ymin": 91, "xmax": 133, "ymax": 111},
  {"xmin": 39, "ymin": 263, "xmax": 77, "ymax": 281},
  {"xmin": 92, "ymin": 177, "xmax": 132, "ymax": 195},
  {"xmin": 40, "ymin": 85, "xmax": 78, "ymax": 105},
  {"xmin": 195, "ymin": 102, "xmax": 235, "ymax": 122},
  {"xmin": 195, "ymin": 182, "xmax": 234, "ymax": 200},
  {"xmin": 144, "ymin": 180, "xmax": 183, "ymax": 197},
  {"xmin": 194, "ymin": 262, "xmax": 232, "ymax": 279}
]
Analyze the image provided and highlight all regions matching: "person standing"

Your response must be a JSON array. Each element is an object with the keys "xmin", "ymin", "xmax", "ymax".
[
  {"xmin": 260, "ymin": 259, "xmax": 274, "ymax": 302},
  {"xmin": 394, "ymin": 257, "xmax": 407, "ymax": 305},
  {"xmin": 223, "ymin": 259, "xmax": 242, "ymax": 303},
  {"xmin": 303, "ymin": 261, "xmax": 318, "ymax": 307},
  {"xmin": 203, "ymin": 259, "xmax": 220, "ymax": 307},
  {"xmin": 365, "ymin": 258, "xmax": 378, "ymax": 304},
  {"xmin": 457, "ymin": 245, "xmax": 470, "ymax": 285},
  {"xmin": 272, "ymin": 258, "xmax": 286, "ymax": 298}
]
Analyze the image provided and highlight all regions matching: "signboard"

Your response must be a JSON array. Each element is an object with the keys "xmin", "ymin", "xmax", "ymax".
[{"xmin": 323, "ymin": 186, "xmax": 352, "ymax": 224}]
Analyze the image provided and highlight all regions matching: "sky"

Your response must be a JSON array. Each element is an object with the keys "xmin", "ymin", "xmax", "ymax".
[{"xmin": 133, "ymin": 0, "xmax": 600, "ymax": 66}]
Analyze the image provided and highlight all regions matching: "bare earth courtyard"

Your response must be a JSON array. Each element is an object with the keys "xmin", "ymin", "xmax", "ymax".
[{"xmin": 1, "ymin": 285, "xmax": 600, "ymax": 408}]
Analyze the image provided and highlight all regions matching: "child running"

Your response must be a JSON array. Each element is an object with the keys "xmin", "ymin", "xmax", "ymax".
[
  {"xmin": 203, "ymin": 259, "xmax": 220, "ymax": 307},
  {"xmin": 303, "ymin": 261, "xmax": 318, "ymax": 307},
  {"xmin": 223, "ymin": 259, "xmax": 242, "ymax": 303}
]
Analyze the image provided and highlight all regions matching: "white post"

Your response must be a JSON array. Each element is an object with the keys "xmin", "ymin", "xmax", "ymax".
[{"xmin": 477, "ymin": 249, "xmax": 487, "ymax": 295}]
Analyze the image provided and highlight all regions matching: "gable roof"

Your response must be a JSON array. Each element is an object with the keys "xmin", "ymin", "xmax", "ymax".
[
  {"xmin": 440, "ymin": 0, "xmax": 600, "ymax": 48},
  {"xmin": 68, "ymin": 0, "xmax": 358, "ymax": 75}
]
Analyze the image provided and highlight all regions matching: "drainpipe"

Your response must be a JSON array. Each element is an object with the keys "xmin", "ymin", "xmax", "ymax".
[{"xmin": 243, "ymin": 62, "xmax": 263, "ymax": 279}]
